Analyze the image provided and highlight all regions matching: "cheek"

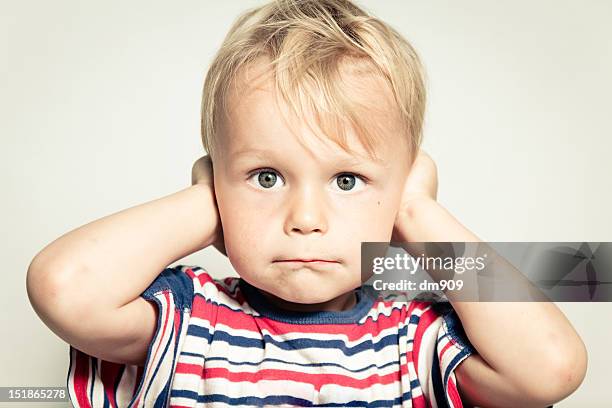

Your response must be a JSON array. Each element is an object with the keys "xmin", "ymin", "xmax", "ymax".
[
  {"xmin": 339, "ymin": 194, "xmax": 400, "ymax": 243},
  {"xmin": 216, "ymin": 189, "xmax": 277, "ymax": 268},
  {"xmin": 221, "ymin": 206, "xmax": 265, "ymax": 253}
]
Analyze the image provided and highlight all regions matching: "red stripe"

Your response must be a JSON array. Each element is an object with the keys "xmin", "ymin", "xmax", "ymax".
[
  {"xmin": 190, "ymin": 294, "xmax": 427, "ymax": 341},
  {"xmin": 402, "ymin": 302, "xmax": 436, "ymax": 408},
  {"xmin": 439, "ymin": 340, "xmax": 453, "ymax": 360},
  {"xmin": 196, "ymin": 271, "xmax": 247, "ymax": 303},
  {"xmin": 412, "ymin": 307, "xmax": 438, "ymax": 375},
  {"xmin": 100, "ymin": 361, "xmax": 121, "ymax": 407},
  {"xmin": 411, "ymin": 393, "xmax": 428, "ymax": 408},
  {"xmin": 185, "ymin": 268, "xmax": 247, "ymax": 305},
  {"xmin": 447, "ymin": 375, "xmax": 463, "ymax": 408},
  {"xmin": 176, "ymin": 366, "xmax": 401, "ymax": 392},
  {"xmin": 184, "ymin": 267, "xmax": 196, "ymax": 280},
  {"xmin": 174, "ymin": 309, "xmax": 181, "ymax": 340},
  {"xmin": 400, "ymin": 358, "xmax": 408, "ymax": 377},
  {"xmin": 72, "ymin": 348, "xmax": 93, "ymax": 408},
  {"xmin": 406, "ymin": 306, "xmax": 426, "ymax": 367}
]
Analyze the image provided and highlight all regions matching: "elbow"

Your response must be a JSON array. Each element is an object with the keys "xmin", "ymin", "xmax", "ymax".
[
  {"xmin": 27, "ymin": 260, "xmax": 61, "ymax": 323},
  {"xmin": 26, "ymin": 256, "xmax": 90, "ymax": 331},
  {"xmin": 520, "ymin": 338, "xmax": 588, "ymax": 407},
  {"xmin": 27, "ymin": 255, "xmax": 59, "ymax": 318}
]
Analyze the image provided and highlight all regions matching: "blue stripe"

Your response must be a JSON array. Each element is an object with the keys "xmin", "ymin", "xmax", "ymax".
[
  {"xmin": 431, "ymin": 347, "xmax": 449, "ymax": 407},
  {"xmin": 98, "ymin": 358, "xmax": 111, "ymax": 408},
  {"xmin": 141, "ymin": 266, "xmax": 195, "ymax": 310},
  {"xmin": 89, "ymin": 357, "xmax": 95, "ymax": 403},
  {"xmin": 172, "ymin": 391, "xmax": 313, "ymax": 406},
  {"xmin": 443, "ymin": 349, "xmax": 471, "ymax": 393},
  {"xmin": 112, "ymin": 364, "xmax": 125, "ymax": 408},
  {"xmin": 157, "ymin": 306, "xmax": 186, "ymax": 407},
  {"xmin": 192, "ymin": 292, "xmax": 412, "ymax": 328},
  {"xmin": 170, "ymin": 390, "xmax": 413, "ymax": 407},
  {"xmin": 67, "ymin": 348, "xmax": 73, "ymax": 405},
  {"xmin": 201, "ymin": 355, "xmax": 400, "ymax": 373},
  {"xmin": 180, "ymin": 351, "xmax": 205, "ymax": 358},
  {"xmin": 186, "ymin": 325, "xmax": 401, "ymax": 356}
]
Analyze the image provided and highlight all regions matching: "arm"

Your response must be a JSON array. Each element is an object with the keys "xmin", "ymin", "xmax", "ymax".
[
  {"xmin": 26, "ymin": 158, "xmax": 221, "ymax": 366},
  {"xmin": 394, "ymin": 199, "xmax": 588, "ymax": 408}
]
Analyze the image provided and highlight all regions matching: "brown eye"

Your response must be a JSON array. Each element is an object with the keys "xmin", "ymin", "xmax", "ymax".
[
  {"xmin": 336, "ymin": 174, "xmax": 356, "ymax": 191},
  {"xmin": 257, "ymin": 171, "xmax": 278, "ymax": 188}
]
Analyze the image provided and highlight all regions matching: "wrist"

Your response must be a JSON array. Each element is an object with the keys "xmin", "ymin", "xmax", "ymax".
[
  {"xmin": 184, "ymin": 183, "xmax": 222, "ymax": 250},
  {"xmin": 398, "ymin": 194, "xmax": 437, "ymax": 219}
]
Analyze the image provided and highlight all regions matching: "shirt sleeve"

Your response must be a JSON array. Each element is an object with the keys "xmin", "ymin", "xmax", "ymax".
[
  {"xmin": 412, "ymin": 300, "xmax": 477, "ymax": 408},
  {"xmin": 66, "ymin": 265, "xmax": 195, "ymax": 408}
]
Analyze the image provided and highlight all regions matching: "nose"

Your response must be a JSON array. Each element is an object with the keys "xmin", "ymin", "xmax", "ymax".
[{"xmin": 284, "ymin": 183, "xmax": 328, "ymax": 236}]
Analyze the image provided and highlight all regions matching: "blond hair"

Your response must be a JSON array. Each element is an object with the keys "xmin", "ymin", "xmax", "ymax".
[{"xmin": 200, "ymin": 0, "xmax": 426, "ymax": 162}]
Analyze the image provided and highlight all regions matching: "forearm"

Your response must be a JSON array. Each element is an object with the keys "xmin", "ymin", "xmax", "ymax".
[
  {"xmin": 394, "ymin": 198, "xmax": 587, "ymax": 402},
  {"xmin": 28, "ymin": 183, "xmax": 220, "ymax": 311}
]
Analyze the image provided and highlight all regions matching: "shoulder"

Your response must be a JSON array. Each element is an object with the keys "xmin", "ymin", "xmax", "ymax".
[
  {"xmin": 141, "ymin": 264, "xmax": 243, "ymax": 310},
  {"xmin": 401, "ymin": 296, "xmax": 474, "ymax": 356},
  {"xmin": 373, "ymin": 291, "xmax": 474, "ymax": 352}
]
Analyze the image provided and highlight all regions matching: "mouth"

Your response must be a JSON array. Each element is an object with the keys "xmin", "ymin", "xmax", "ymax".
[{"xmin": 274, "ymin": 259, "xmax": 340, "ymax": 264}]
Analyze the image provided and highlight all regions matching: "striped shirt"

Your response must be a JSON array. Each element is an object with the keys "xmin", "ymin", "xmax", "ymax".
[{"xmin": 67, "ymin": 264, "xmax": 476, "ymax": 407}]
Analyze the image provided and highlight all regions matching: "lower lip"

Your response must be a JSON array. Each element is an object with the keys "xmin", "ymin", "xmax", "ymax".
[{"xmin": 275, "ymin": 260, "xmax": 339, "ymax": 265}]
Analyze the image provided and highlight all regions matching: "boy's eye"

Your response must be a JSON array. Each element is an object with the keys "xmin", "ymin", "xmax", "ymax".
[
  {"xmin": 247, "ymin": 169, "xmax": 367, "ymax": 192},
  {"xmin": 336, "ymin": 173, "xmax": 361, "ymax": 191},
  {"xmin": 247, "ymin": 169, "xmax": 284, "ymax": 190},
  {"xmin": 257, "ymin": 170, "xmax": 281, "ymax": 189}
]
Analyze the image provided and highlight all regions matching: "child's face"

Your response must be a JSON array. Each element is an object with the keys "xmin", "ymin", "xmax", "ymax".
[{"xmin": 212, "ymin": 60, "xmax": 411, "ymax": 305}]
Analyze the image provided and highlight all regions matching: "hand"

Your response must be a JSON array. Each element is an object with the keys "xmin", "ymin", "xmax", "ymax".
[
  {"xmin": 399, "ymin": 149, "xmax": 438, "ymax": 203},
  {"xmin": 191, "ymin": 155, "xmax": 214, "ymax": 186},
  {"xmin": 191, "ymin": 155, "xmax": 227, "ymax": 257},
  {"xmin": 391, "ymin": 149, "xmax": 438, "ymax": 242}
]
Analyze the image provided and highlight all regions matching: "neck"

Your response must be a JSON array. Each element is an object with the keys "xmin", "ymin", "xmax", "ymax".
[{"xmin": 258, "ymin": 289, "xmax": 357, "ymax": 313}]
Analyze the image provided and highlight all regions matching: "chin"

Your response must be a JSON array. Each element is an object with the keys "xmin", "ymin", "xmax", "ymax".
[{"xmin": 281, "ymin": 281, "xmax": 357, "ymax": 305}]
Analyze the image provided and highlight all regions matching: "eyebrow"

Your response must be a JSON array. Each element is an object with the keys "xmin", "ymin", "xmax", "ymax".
[
  {"xmin": 231, "ymin": 148, "xmax": 388, "ymax": 167},
  {"xmin": 232, "ymin": 148, "xmax": 271, "ymax": 160}
]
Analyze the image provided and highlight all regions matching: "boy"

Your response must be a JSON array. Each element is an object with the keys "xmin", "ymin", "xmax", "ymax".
[{"xmin": 27, "ymin": 0, "xmax": 586, "ymax": 407}]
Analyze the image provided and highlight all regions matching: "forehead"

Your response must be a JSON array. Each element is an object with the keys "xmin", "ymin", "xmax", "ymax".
[{"xmin": 220, "ymin": 57, "xmax": 407, "ymax": 164}]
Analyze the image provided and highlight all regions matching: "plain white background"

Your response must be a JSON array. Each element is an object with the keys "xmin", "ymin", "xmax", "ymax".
[{"xmin": 2, "ymin": 1, "xmax": 610, "ymax": 406}]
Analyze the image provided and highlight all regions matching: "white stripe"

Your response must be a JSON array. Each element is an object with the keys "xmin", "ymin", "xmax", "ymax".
[
  {"xmin": 115, "ymin": 365, "xmax": 138, "ymax": 406},
  {"xmin": 176, "ymin": 350, "xmax": 401, "ymax": 378},
  {"xmin": 192, "ymin": 279, "xmax": 260, "ymax": 316},
  {"xmin": 66, "ymin": 347, "xmax": 77, "ymax": 405},
  {"xmin": 168, "ymin": 376, "xmax": 407, "ymax": 402},
  {"xmin": 90, "ymin": 358, "xmax": 106, "ymax": 406},
  {"xmin": 417, "ymin": 315, "xmax": 443, "ymax": 407},
  {"xmin": 207, "ymin": 341, "xmax": 401, "ymax": 374},
  {"xmin": 166, "ymin": 309, "xmax": 199, "ymax": 398},
  {"xmin": 362, "ymin": 299, "xmax": 428, "ymax": 324},
  {"xmin": 133, "ymin": 291, "xmax": 176, "ymax": 407}
]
